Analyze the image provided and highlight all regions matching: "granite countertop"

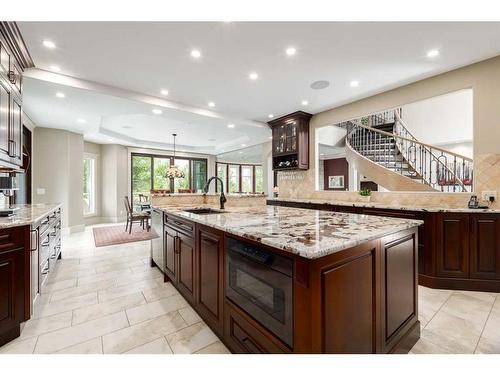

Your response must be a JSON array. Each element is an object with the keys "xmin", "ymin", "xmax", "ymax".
[
  {"xmin": 267, "ymin": 197, "xmax": 500, "ymax": 213},
  {"xmin": 155, "ymin": 204, "xmax": 422, "ymax": 259},
  {"xmin": 0, "ymin": 203, "xmax": 62, "ymax": 229},
  {"xmin": 151, "ymin": 193, "xmax": 266, "ymax": 198}
]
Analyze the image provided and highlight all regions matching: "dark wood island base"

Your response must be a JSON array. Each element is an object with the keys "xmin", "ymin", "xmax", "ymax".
[{"xmin": 150, "ymin": 207, "xmax": 420, "ymax": 354}]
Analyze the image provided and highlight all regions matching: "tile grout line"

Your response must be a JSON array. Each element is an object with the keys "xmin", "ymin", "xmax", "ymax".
[
  {"xmin": 472, "ymin": 294, "xmax": 497, "ymax": 354},
  {"xmin": 421, "ymin": 290, "xmax": 454, "ymax": 330}
]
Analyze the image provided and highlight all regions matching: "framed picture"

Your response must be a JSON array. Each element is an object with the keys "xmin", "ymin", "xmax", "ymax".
[{"xmin": 328, "ymin": 175, "xmax": 345, "ymax": 189}]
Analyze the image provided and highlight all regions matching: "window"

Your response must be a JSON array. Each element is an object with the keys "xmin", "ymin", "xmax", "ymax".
[
  {"xmin": 132, "ymin": 155, "xmax": 152, "ymax": 202},
  {"xmin": 153, "ymin": 157, "xmax": 170, "ymax": 190},
  {"xmin": 255, "ymin": 166, "xmax": 263, "ymax": 193},
  {"xmin": 216, "ymin": 162, "xmax": 264, "ymax": 193},
  {"xmin": 83, "ymin": 155, "xmax": 96, "ymax": 216},
  {"xmin": 192, "ymin": 160, "xmax": 207, "ymax": 193},
  {"xmin": 228, "ymin": 165, "xmax": 240, "ymax": 193},
  {"xmin": 241, "ymin": 166, "xmax": 253, "ymax": 193},
  {"xmin": 131, "ymin": 153, "xmax": 207, "ymax": 201},
  {"xmin": 173, "ymin": 159, "xmax": 190, "ymax": 192}
]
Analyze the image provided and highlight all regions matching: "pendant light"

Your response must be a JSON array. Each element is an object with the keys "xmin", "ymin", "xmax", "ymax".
[{"xmin": 166, "ymin": 133, "xmax": 185, "ymax": 179}]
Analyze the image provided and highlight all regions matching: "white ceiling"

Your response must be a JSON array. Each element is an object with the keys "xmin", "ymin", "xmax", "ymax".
[
  {"xmin": 216, "ymin": 142, "xmax": 269, "ymax": 164},
  {"xmin": 18, "ymin": 22, "xmax": 500, "ymax": 153}
]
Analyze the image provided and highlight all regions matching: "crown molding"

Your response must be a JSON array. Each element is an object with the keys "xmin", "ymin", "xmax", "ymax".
[{"xmin": 0, "ymin": 21, "xmax": 35, "ymax": 70}]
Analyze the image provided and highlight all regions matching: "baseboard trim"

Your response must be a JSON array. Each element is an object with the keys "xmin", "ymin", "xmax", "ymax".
[{"xmin": 419, "ymin": 274, "xmax": 500, "ymax": 293}]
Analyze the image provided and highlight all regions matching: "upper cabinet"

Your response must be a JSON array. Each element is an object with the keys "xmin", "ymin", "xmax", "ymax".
[
  {"xmin": 268, "ymin": 111, "xmax": 312, "ymax": 171},
  {"xmin": 0, "ymin": 22, "xmax": 34, "ymax": 171}
]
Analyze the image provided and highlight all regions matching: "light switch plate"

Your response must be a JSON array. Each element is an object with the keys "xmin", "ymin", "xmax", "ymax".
[
  {"xmin": 36, "ymin": 188, "xmax": 46, "ymax": 195},
  {"xmin": 482, "ymin": 191, "xmax": 497, "ymax": 202}
]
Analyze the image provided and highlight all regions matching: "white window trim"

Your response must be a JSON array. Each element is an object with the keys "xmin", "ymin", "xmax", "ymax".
[{"xmin": 83, "ymin": 152, "xmax": 98, "ymax": 218}]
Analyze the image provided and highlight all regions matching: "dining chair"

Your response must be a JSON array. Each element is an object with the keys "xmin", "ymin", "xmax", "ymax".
[{"xmin": 124, "ymin": 196, "xmax": 150, "ymax": 233}]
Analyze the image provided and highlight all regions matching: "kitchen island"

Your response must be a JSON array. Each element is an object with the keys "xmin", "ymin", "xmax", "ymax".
[
  {"xmin": 151, "ymin": 204, "xmax": 422, "ymax": 353},
  {"xmin": 0, "ymin": 204, "xmax": 62, "ymax": 346}
]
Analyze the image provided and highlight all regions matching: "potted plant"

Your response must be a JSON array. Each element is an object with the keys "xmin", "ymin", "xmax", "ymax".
[{"xmin": 358, "ymin": 188, "xmax": 371, "ymax": 203}]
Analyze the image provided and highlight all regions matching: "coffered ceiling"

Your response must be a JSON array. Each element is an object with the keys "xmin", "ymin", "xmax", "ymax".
[{"xmin": 18, "ymin": 22, "xmax": 500, "ymax": 154}]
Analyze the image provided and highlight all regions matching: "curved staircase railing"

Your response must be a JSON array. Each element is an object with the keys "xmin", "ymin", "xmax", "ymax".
[{"xmin": 344, "ymin": 112, "xmax": 473, "ymax": 192}]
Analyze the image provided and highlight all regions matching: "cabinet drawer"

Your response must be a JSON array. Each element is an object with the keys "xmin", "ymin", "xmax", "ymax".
[
  {"xmin": 0, "ymin": 226, "xmax": 26, "ymax": 251},
  {"xmin": 224, "ymin": 302, "xmax": 287, "ymax": 354},
  {"xmin": 165, "ymin": 215, "xmax": 194, "ymax": 237}
]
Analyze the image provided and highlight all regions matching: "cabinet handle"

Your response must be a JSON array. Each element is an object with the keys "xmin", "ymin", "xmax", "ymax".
[
  {"xmin": 8, "ymin": 139, "xmax": 14, "ymax": 156},
  {"xmin": 8, "ymin": 70, "xmax": 16, "ymax": 84},
  {"xmin": 30, "ymin": 229, "xmax": 39, "ymax": 252}
]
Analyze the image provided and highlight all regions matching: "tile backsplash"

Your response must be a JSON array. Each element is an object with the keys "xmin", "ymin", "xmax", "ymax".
[{"xmin": 277, "ymin": 153, "xmax": 500, "ymax": 209}]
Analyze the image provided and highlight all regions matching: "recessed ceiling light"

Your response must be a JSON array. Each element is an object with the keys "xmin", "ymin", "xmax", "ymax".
[
  {"xmin": 249, "ymin": 72, "xmax": 258, "ymax": 80},
  {"xmin": 350, "ymin": 80, "xmax": 359, "ymax": 88},
  {"xmin": 427, "ymin": 49, "xmax": 439, "ymax": 58},
  {"xmin": 208, "ymin": 101, "xmax": 215, "ymax": 108},
  {"xmin": 43, "ymin": 40, "xmax": 56, "ymax": 49},
  {"xmin": 268, "ymin": 136, "xmax": 273, "ymax": 139},
  {"xmin": 77, "ymin": 118, "xmax": 86, "ymax": 124},
  {"xmin": 227, "ymin": 123, "xmax": 235, "ymax": 128},
  {"xmin": 268, "ymin": 114, "xmax": 274, "ymax": 119},
  {"xmin": 55, "ymin": 92, "xmax": 65, "ymax": 98},
  {"xmin": 50, "ymin": 65, "xmax": 61, "ymax": 72},
  {"xmin": 152, "ymin": 109, "xmax": 162, "ymax": 115},
  {"xmin": 310, "ymin": 80, "xmax": 330, "ymax": 90},
  {"xmin": 160, "ymin": 89, "xmax": 169, "ymax": 96},
  {"xmin": 191, "ymin": 49, "xmax": 201, "ymax": 58},
  {"xmin": 301, "ymin": 100, "xmax": 309, "ymax": 106},
  {"xmin": 285, "ymin": 47, "xmax": 297, "ymax": 56},
  {"xmin": 241, "ymin": 144, "xmax": 246, "ymax": 147}
]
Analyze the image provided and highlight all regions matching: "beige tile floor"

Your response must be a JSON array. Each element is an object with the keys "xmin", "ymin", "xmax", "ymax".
[
  {"xmin": 0, "ymin": 224, "xmax": 229, "ymax": 355},
  {"xmin": 0, "ymin": 223, "xmax": 498, "ymax": 354}
]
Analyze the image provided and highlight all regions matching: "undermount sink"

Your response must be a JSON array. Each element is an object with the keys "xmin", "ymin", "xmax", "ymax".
[{"xmin": 182, "ymin": 208, "xmax": 225, "ymax": 215}]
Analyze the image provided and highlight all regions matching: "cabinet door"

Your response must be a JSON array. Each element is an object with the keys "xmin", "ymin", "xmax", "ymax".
[
  {"xmin": 0, "ymin": 39, "xmax": 10, "ymax": 76},
  {"xmin": 0, "ymin": 247, "xmax": 25, "ymax": 342},
  {"xmin": 10, "ymin": 95, "xmax": 22, "ymax": 165},
  {"xmin": 0, "ymin": 78, "xmax": 11, "ymax": 159},
  {"xmin": 177, "ymin": 231, "xmax": 195, "ymax": 304},
  {"xmin": 164, "ymin": 225, "xmax": 177, "ymax": 282},
  {"xmin": 436, "ymin": 213, "xmax": 469, "ymax": 278},
  {"xmin": 470, "ymin": 215, "xmax": 500, "ymax": 280},
  {"xmin": 196, "ymin": 226, "xmax": 224, "ymax": 334}
]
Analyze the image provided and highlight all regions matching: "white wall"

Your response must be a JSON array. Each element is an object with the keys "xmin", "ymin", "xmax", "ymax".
[
  {"xmin": 32, "ymin": 127, "xmax": 84, "ymax": 232},
  {"xmin": 401, "ymin": 89, "xmax": 473, "ymax": 146},
  {"xmin": 101, "ymin": 144, "xmax": 128, "ymax": 223}
]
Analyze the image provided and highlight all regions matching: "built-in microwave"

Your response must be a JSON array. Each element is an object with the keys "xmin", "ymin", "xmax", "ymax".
[{"xmin": 225, "ymin": 236, "xmax": 293, "ymax": 347}]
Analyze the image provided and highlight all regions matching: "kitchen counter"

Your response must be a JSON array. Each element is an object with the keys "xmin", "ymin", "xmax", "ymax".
[
  {"xmin": 0, "ymin": 203, "xmax": 62, "ymax": 229},
  {"xmin": 267, "ymin": 197, "xmax": 500, "ymax": 213},
  {"xmin": 155, "ymin": 204, "xmax": 422, "ymax": 259}
]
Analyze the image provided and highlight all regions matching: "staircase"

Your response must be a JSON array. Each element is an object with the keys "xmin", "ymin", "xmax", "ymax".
[{"xmin": 340, "ymin": 109, "xmax": 473, "ymax": 192}]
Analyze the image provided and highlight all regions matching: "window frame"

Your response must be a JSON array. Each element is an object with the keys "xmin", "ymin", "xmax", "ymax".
[
  {"xmin": 131, "ymin": 152, "xmax": 208, "ymax": 200},
  {"xmin": 215, "ymin": 162, "xmax": 263, "ymax": 193},
  {"xmin": 83, "ymin": 153, "xmax": 98, "ymax": 217}
]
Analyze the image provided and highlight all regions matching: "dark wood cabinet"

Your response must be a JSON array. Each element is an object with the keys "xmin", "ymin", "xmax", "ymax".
[
  {"xmin": 0, "ymin": 77, "xmax": 11, "ymax": 161},
  {"xmin": 0, "ymin": 22, "xmax": 34, "ymax": 170},
  {"xmin": 268, "ymin": 111, "xmax": 312, "ymax": 171},
  {"xmin": 0, "ymin": 226, "xmax": 27, "ymax": 347},
  {"xmin": 176, "ymin": 231, "xmax": 195, "ymax": 304},
  {"xmin": 470, "ymin": 214, "xmax": 500, "ymax": 280},
  {"xmin": 436, "ymin": 213, "xmax": 469, "ymax": 278},
  {"xmin": 164, "ymin": 225, "xmax": 177, "ymax": 282},
  {"xmin": 196, "ymin": 225, "xmax": 224, "ymax": 335},
  {"xmin": 163, "ymin": 215, "xmax": 196, "ymax": 304},
  {"xmin": 269, "ymin": 198, "xmax": 500, "ymax": 292}
]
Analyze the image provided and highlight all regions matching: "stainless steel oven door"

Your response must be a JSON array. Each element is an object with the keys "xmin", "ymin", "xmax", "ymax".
[{"xmin": 226, "ymin": 245, "xmax": 293, "ymax": 347}]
